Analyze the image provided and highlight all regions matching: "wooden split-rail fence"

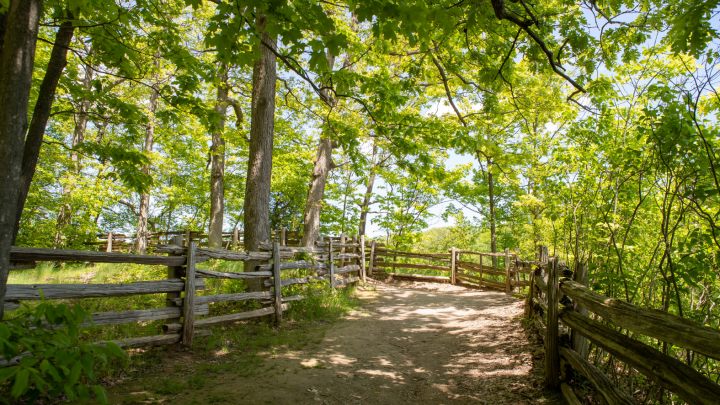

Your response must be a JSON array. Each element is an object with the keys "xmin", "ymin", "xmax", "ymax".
[
  {"xmin": 93, "ymin": 228, "xmax": 307, "ymax": 253},
  {"xmin": 2, "ymin": 235, "xmax": 366, "ymax": 365},
  {"xmin": 528, "ymin": 245, "xmax": 720, "ymax": 404},
  {"xmin": 364, "ymin": 242, "xmax": 531, "ymax": 293}
]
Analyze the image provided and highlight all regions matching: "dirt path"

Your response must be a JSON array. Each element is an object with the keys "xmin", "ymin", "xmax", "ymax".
[{"xmin": 109, "ymin": 280, "xmax": 559, "ymax": 404}]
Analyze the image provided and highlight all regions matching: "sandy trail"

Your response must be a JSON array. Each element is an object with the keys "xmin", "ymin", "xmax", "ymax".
[
  {"xmin": 109, "ymin": 280, "xmax": 557, "ymax": 404},
  {"xmin": 223, "ymin": 280, "xmax": 551, "ymax": 404}
]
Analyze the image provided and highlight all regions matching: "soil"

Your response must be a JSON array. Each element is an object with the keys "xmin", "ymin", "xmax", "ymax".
[{"xmin": 106, "ymin": 279, "xmax": 563, "ymax": 405}]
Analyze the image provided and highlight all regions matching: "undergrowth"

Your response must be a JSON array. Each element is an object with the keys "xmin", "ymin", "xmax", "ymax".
[{"xmin": 3, "ymin": 260, "xmax": 364, "ymax": 404}]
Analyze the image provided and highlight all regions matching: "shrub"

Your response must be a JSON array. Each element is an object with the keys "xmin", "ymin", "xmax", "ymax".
[{"xmin": 0, "ymin": 301, "xmax": 126, "ymax": 404}]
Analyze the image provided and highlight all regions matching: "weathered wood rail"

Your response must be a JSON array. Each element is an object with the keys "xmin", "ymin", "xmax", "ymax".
[
  {"xmin": 528, "ymin": 245, "xmax": 720, "ymax": 404},
  {"xmin": 2, "ymin": 233, "xmax": 365, "ymax": 365},
  {"xmin": 364, "ymin": 243, "xmax": 531, "ymax": 293}
]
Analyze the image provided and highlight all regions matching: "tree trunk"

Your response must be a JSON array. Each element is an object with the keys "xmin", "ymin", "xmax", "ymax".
[
  {"xmin": 0, "ymin": 0, "xmax": 42, "ymax": 320},
  {"xmin": 301, "ymin": 137, "xmax": 337, "ymax": 246},
  {"xmin": 243, "ymin": 12, "xmax": 276, "ymax": 291},
  {"xmin": 358, "ymin": 143, "xmax": 378, "ymax": 237},
  {"xmin": 301, "ymin": 50, "xmax": 338, "ymax": 247},
  {"xmin": 489, "ymin": 170, "xmax": 497, "ymax": 268},
  {"xmin": 12, "ymin": 13, "xmax": 75, "ymax": 244},
  {"xmin": 55, "ymin": 58, "xmax": 94, "ymax": 246},
  {"xmin": 135, "ymin": 79, "xmax": 160, "ymax": 254},
  {"xmin": 208, "ymin": 66, "xmax": 229, "ymax": 249}
]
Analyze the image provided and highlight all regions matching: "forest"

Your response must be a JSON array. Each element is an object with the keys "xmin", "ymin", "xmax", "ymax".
[{"xmin": 1, "ymin": 0, "xmax": 720, "ymax": 403}]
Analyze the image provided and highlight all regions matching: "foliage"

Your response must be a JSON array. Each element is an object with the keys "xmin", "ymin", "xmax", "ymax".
[{"xmin": 0, "ymin": 302, "xmax": 126, "ymax": 404}]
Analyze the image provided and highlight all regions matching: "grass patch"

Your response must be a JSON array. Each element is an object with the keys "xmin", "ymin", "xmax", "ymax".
[{"xmin": 4, "ymin": 259, "xmax": 365, "ymax": 400}]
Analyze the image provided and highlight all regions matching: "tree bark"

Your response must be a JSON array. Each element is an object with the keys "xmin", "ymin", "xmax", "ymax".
[
  {"xmin": 243, "ymin": 12, "xmax": 276, "ymax": 291},
  {"xmin": 358, "ymin": 143, "xmax": 378, "ymax": 237},
  {"xmin": 208, "ymin": 66, "xmax": 230, "ymax": 248},
  {"xmin": 301, "ymin": 49, "xmax": 338, "ymax": 247},
  {"xmin": 135, "ymin": 77, "xmax": 161, "ymax": 254},
  {"xmin": 13, "ymin": 13, "xmax": 75, "ymax": 243},
  {"xmin": 301, "ymin": 137, "xmax": 337, "ymax": 246},
  {"xmin": 0, "ymin": 0, "xmax": 42, "ymax": 320},
  {"xmin": 488, "ymin": 170, "xmax": 497, "ymax": 268}
]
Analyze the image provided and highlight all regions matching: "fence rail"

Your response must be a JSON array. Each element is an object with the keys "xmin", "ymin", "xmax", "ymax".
[
  {"xmin": 528, "ymin": 245, "xmax": 720, "ymax": 404},
  {"xmin": 2, "ymin": 234, "xmax": 366, "ymax": 365}
]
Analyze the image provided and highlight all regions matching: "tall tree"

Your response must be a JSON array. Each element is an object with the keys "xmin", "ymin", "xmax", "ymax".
[
  {"xmin": 208, "ymin": 65, "xmax": 230, "ymax": 249},
  {"xmin": 243, "ymin": 12, "xmax": 276, "ymax": 290},
  {"xmin": 135, "ymin": 57, "xmax": 161, "ymax": 254},
  {"xmin": 0, "ymin": 0, "xmax": 42, "ymax": 320}
]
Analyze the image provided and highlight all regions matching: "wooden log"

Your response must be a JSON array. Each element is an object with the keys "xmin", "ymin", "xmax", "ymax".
[
  {"xmin": 315, "ymin": 253, "xmax": 359, "ymax": 261},
  {"xmin": 259, "ymin": 294, "xmax": 306, "ymax": 306},
  {"xmin": 525, "ymin": 272, "xmax": 535, "ymax": 319},
  {"xmin": 510, "ymin": 279, "xmax": 530, "ymax": 287},
  {"xmin": 5, "ymin": 279, "xmax": 206, "ymax": 300},
  {"xmin": 479, "ymin": 278, "xmax": 505, "ymax": 288},
  {"xmin": 182, "ymin": 242, "xmax": 197, "ymax": 347},
  {"xmin": 534, "ymin": 273, "xmax": 548, "ymax": 294},
  {"xmin": 329, "ymin": 240, "xmax": 335, "ymax": 289},
  {"xmin": 272, "ymin": 242, "xmax": 283, "ymax": 325},
  {"xmin": 534, "ymin": 317, "xmax": 547, "ymax": 339},
  {"xmin": 360, "ymin": 235, "xmax": 366, "ymax": 282},
  {"xmin": 505, "ymin": 248, "xmax": 511, "ymax": 293},
  {"xmin": 559, "ymin": 347, "xmax": 637, "ymax": 405},
  {"xmin": 171, "ymin": 291, "xmax": 272, "ymax": 306},
  {"xmin": 166, "ymin": 235, "xmax": 185, "ymax": 329},
  {"xmin": 478, "ymin": 254, "xmax": 483, "ymax": 282},
  {"xmin": 454, "ymin": 250, "xmax": 507, "ymax": 257},
  {"xmin": 263, "ymin": 275, "xmax": 329, "ymax": 288},
  {"xmin": 335, "ymin": 264, "xmax": 361, "ymax": 275},
  {"xmin": 334, "ymin": 276, "xmax": 360, "ymax": 287},
  {"xmin": 196, "ymin": 268, "xmax": 272, "ymax": 279},
  {"xmin": 9, "ymin": 246, "xmax": 199, "ymax": 266},
  {"xmin": 386, "ymin": 273, "xmax": 450, "ymax": 283},
  {"xmin": 458, "ymin": 266, "xmax": 505, "ymax": 276},
  {"xmin": 450, "ymin": 247, "xmax": 457, "ymax": 285},
  {"xmin": 545, "ymin": 258, "xmax": 560, "ymax": 389},
  {"xmin": 560, "ymin": 308, "xmax": 720, "ymax": 404},
  {"xmin": 4, "ymin": 301, "xmax": 20, "ymax": 311},
  {"xmin": 257, "ymin": 261, "xmax": 327, "ymax": 271},
  {"xmin": 456, "ymin": 272, "xmax": 482, "ymax": 282},
  {"xmin": 185, "ymin": 305, "xmax": 288, "ymax": 329},
  {"xmin": 533, "ymin": 297, "xmax": 548, "ymax": 312},
  {"xmin": 560, "ymin": 383, "xmax": 582, "ymax": 405},
  {"xmin": 233, "ymin": 228, "xmax": 239, "ymax": 250},
  {"xmin": 456, "ymin": 274, "xmax": 479, "ymax": 285},
  {"xmin": 106, "ymin": 231, "xmax": 113, "ymax": 252},
  {"xmin": 374, "ymin": 262, "xmax": 451, "ymax": 272},
  {"xmin": 374, "ymin": 248, "xmax": 450, "ymax": 258},
  {"xmin": 34, "ymin": 304, "xmax": 212, "ymax": 329},
  {"xmin": 571, "ymin": 266, "xmax": 589, "ymax": 360},
  {"xmin": 258, "ymin": 243, "xmax": 326, "ymax": 253},
  {"xmin": 369, "ymin": 240, "xmax": 376, "ymax": 277},
  {"xmin": 154, "ymin": 244, "xmax": 294, "ymax": 261},
  {"xmin": 111, "ymin": 330, "xmax": 213, "ymax": 349},
  {"xmin": 8, "ymin": 261, "xmax": 35, "ymax": 271},
  {"xmin": 561, "ymin": 279, "xmax": 720, "ymax": 361},
  {"xmin": 315, "ymin": 242, "xmax": 361, "ymax": 248}
]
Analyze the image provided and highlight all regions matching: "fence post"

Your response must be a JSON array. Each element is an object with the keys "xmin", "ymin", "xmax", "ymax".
[
  {"xmin": 273, "ymin": 242, "xmax": 283, "ymax": 325},
  {"xmin": 360, "ymin": 235, "xmax": 366, "ymax": 282},
  {"xmin": 505, "ymin": 248, "xmax": 511, "ymax": 293},
  {"xmin": 329, "ymin": 239, "xmax": 335, "ymax": 288},
  {"xmin": 165, "ymin": 235, "xmax": 184, "ymax": 341},
  {"xmin": 339, "ymin": 232, "xmax": 346, "ymax": 268},
  {"xmin": 478, "ymin": 254, "xmax": 483, "ymax": 287},
  {"xmin": 450, "ymin": 247, "xmax": 456, "ymax": 285},
  {"xmin": 182, "ymin": 242, "xmax": 197, "ymax": 347},
  {"xmin": 232, "ymin": 227, "xmax": 239, "ymax": 250},
  {"xmin": 572, "ymin": 265, "xmax": 589, "ymax": 360},
  {"xmin": 106, "ymin": 232, "xmax": 113, "ymax": 253},
  {"xmin": 185, "ymin": 229, "xmax": 191, "ymax": 246},
  {"xmin": 545, "ymin": 256, "xmax": 560, "ymax": 389},
  {"xmin": 369, "ymin": 240, "xmax": 376, "ymax": 277},
  {"xmin": 525, "ymin": 270, "xmax": 535, "ymax": 319}
]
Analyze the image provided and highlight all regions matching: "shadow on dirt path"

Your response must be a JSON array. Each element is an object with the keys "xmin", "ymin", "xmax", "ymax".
[{"xmin": 108, "ymin": 280, "xmax": 562, "ymax": 405}]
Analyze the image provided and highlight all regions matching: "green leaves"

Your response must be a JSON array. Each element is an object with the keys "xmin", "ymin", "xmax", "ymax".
[{"xmin": 0, "ymin": 303, "xmax": 125, "ymax": 404}]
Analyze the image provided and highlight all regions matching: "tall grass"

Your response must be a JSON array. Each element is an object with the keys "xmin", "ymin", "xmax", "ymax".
[{"xmin": 4, "ymin": 260, "xmax": 363, "ymax": 383}]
